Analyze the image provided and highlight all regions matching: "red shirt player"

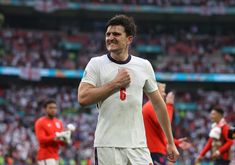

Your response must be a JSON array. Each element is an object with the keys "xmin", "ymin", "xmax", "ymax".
[
  {"xmin": 195, "ymin": 106, "xmax": 233, "ymax": 165},
  {"xmin": 35, "ymin": 99, "xmax": 66, "ymax": 165},
  {"xmin": 143, "ymin": 83, "xmax": 192, "ymax": 165}
]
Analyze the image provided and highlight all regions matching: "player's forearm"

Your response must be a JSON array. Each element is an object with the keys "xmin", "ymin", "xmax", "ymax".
[
  {"xmin": 219, "ymin": 140, "xmax": 233, "ymax": 153},
  {"xmin": 37, "ymin": 134, "xmax": 55, "ymax": 143},
  {"xmin": 78, "ymin": 81, "xmax": 118, "ymax": 106},
  {"xmin": 200, "ymin": 138, "xmax": 212, "ymax": 156},
  {"xmin": 153, "ymin": 101, "xmax": 174, "ymax": 145}
]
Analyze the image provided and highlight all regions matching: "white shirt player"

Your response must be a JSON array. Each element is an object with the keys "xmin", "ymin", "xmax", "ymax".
[{"xmin": 81, "ymin": 54, "xmax": 158, "ymax": 148}]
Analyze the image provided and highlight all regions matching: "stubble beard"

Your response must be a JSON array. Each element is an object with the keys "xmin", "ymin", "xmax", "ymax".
[{"xmin": 47, "ymin": 114, "xmax": 55, "ymax": 119}]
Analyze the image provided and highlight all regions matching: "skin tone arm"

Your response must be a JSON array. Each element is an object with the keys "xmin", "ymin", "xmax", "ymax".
[
  {"xmin": 146, "ymin": 90, "xmax": 180, "ymax": 162},
  {"xmin": 78, "ymin": 68, "xmax": 131, "ymax": 106}
]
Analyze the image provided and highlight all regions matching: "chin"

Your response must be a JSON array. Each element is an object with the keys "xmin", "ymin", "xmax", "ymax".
[
  {"xmin": 48, "ymin": 114, "xmax": 55, "ymax": 118},
  {"xmin": 107, "ymin": 47, "xmax": 114, "ymax": 51},
  {"xmin": 108, "ymin": 48, "xmax": 119, "ymax": 53},
  {"xmin": 107, "ymin": 46, "xmax": 117, "ymax": 51}
]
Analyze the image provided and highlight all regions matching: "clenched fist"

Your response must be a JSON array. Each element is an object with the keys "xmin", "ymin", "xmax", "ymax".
[{"xmin": 113, "ymin": 68, "xmax": 131, "ymax": 89}]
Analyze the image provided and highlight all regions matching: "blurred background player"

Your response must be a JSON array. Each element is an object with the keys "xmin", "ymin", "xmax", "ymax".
[
  {"xmin": 195, "ymin": 106, "xmax": 233, "ymax": 165},
  {"xmin": 143, "ymin": 82, "xmax": 192, "ymax": 165},
  {"xmin": 35, "ymin": 99, "xmax": 72, "ymax": 165}
]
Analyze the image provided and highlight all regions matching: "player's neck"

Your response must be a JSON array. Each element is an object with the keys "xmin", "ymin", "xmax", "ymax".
[
  {"xmin": 110, "ymin": 52, "xmax": 129, "ymax": 61},
  {"xmin": 46, "ymin": 115, "xmax": 55, "ymax": 119}
]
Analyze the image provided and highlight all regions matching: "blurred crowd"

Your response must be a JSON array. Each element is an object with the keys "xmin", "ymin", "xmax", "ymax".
[
  {"xmin": 0, "ymin": 4, "xmax": 235, "ymax": 164},
  {"xmin": 0, "ymin": 85, "xmax": 234, "ymax": 165},
  {"xmin": 73, "ymin": 0, "xmax": 235, "ymax": 6},
  {"xmin": 0, "ymin": 27, "xmax": 235, "ymax": 73},
  {"xmin": 0, "ymin": 28, "xmax": 98, "ymax": 70},
  {"xmin": 2, "ymin": 0, "xmax": 235, "ymax": 7}
]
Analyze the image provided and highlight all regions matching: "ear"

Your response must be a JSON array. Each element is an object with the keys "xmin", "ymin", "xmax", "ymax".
[{"xmin": 127, "ymin": 36, "xmax": 133, "ymax": 45}]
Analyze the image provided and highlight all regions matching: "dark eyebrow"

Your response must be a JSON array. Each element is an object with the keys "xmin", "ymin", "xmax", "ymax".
[{"xmin": 106, "ymin": 32, "xmax": 121, "ymax": 36}]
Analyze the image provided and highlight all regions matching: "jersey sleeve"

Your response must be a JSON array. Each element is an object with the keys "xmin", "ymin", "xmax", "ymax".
[
  {"xmin": 81, "ymin": 58, "xmax": 98, "ymax": 86},
  {"xmin": 35, "ymin": 119, "xmax": 56, "ymax": 144},
  {"xmin": 143, "ymin": 60, "xmax": 158, "ymax": 93},
  {"xmin": 174, "ymin": 138, "xmax": 181, "ymax": 146},
  {"xmin": 199, "ymin": 138, "xmax": 213, "ymax": 157},
  {"xmin": 218, "ymin": 125, "xmax": 233, "ymax": 154}
]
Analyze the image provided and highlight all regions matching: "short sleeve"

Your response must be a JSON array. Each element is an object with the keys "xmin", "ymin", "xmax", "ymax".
[
  {"xmin": 143, "ymin": 60, "xmax": 158, "ymax": 93},
  {"xmin": 81, "ymin": 58, "xmax": 99, "ymax": 86}
]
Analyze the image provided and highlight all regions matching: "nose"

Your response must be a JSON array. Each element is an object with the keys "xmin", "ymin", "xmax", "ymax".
[
  {"xmin": 107, "ymin": 36, "xmax": 113, "ymax": 41},
  {"xmin": 107, "ymin": 34, "xmax": 115, "ymax": 40}
]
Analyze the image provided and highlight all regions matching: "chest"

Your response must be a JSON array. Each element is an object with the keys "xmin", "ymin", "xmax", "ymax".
[
  {"xmin": 99, "ymin": 63, "xmax": 147, "ymax": 88},
  {"xmin": 43, "ymin": 120, "xmax": 63, "ymax": 135}
]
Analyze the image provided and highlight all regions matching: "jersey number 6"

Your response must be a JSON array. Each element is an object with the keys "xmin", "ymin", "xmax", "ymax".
[{"xmin": 120, "ymin": 88, "xmax": 126, "ymax": 101}]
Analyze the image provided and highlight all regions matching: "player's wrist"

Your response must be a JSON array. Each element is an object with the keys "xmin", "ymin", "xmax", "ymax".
[
  {"xmin": 107, "ymin": 80, "xmax": 120, "ymax": 91},
  {"xmin": 54, "ymin": 132, "xmax": 61, "ymax": 140}
]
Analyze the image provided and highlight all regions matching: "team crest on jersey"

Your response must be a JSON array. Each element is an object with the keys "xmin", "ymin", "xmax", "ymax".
[{"xmin": 55, "ymin": 122, "xmax": 61, "ymax": 129}]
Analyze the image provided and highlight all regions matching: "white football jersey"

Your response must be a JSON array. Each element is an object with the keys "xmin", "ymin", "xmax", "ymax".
[{"xmin": 81, "ymin": 54, "xmax": 158, "ymax": 148}]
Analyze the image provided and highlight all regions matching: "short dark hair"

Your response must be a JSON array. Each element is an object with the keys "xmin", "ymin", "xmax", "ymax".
[
  {"xmin": 105, "ymin": 14, "xmax": 137, "ymax": 37},
  {"xmin": 43, "ymin": 99, "xmax": 56, "ymax": 108},
  {"xmin": 212, "ymin": 106, "xmax": 224, "ymax": 116}
]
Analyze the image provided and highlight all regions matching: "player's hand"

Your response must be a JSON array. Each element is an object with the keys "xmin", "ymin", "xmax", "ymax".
[
  {"xmin": 194, "ymin": 156, "xmax": 202, "ymax": 164},
  {"xmin": 166, "ymin": 92, "xmax": 175, "ymax": 104},
  {"xmin": 178, "ymin": 137, "xmax": 192, "ymax": 150},
  {"xmin": 55, "ymin": 131, "xmax": 72, "ymax": 144},
  {"xmin": 166, "ymin": 143, "xmax": 180, "ymax": 163},
  {"xmin": 113, "ymin": 68, "xmax": 131, "ymax": 89},
  {"xmin": 211, "ymin": 150, "xmax": 220, "ymax": 159}
]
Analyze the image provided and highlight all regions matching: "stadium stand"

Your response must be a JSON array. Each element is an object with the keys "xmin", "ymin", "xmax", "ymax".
[{"xmin": 0, "ymin": 1, "xmax": 235, "ymax": 165}]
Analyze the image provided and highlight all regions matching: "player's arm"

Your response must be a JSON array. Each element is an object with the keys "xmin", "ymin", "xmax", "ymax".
[
  {"xmin": 35, "ymin": 121, "xmax": 56, "ymax": 144},
  {"xmin": 146, "ymin": 90, "xmax": 174, "ymax": 145},
  {"xmin": 215, "ymin": 125, "xmax": 233, "ymax": 155},
  {"xmin": 146, "ymin": 90, "xmax": 179, "ymax": 162},
  {"xmin": 200, "ymin": 138, "xmax": 212, "ymax": 156},
  {"xmin": 195, "ymin": 138, "xmax": 212, "ymax": 163},
  {"xmin": 56, "ymin": 121, "xmax": 67, "ymax": 146},
  {"xmin": 78, "ymin": 68, "xmax": 130, "ymax": 106},
  {"xmin": 175, "ymin": 137, "xmax": 192, "ymax": 150}
]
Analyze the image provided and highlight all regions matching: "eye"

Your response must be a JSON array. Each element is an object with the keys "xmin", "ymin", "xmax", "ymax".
[
  {"xmin": 113, "ymin": 32, "xmax": 121, "ymax": 36},
  {"xmin": 106, "ymin": 32, "xmax": 110, "ymax": 37}
]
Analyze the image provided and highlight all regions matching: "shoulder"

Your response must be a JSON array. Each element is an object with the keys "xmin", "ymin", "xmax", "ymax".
[
  {"xmin": 90, "ymin": 54, "xmax": 108, "ymax": 62},
  {"xmin": 35, "ymin": 117, "xmax": 46, "ymax": 127},
  {"xmin": 86, "ymin": 54, "xmax": 109, "ymax": 68},
  {"xmin": 54, "ymin": 118, "xmax": 64, "ymax": 125},
  {"xmin": 55, "ymin": 118, "xmax": 63, "ymax": 123},
  {"xmin": 222, "ymin": 124, "xmax": 230, "ymax": 131},
  {"xmin": 131, "ymin": 55, "xmax": 149, "ymax": 63},
  {"xmin": 220, "ymin": 124, "xmax": 230, "ymax": 137},
  {"xmin": 131, "ymin": 55, "xmax": 153, "ymax": 69}
]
